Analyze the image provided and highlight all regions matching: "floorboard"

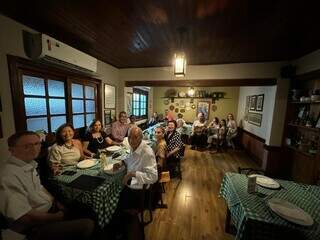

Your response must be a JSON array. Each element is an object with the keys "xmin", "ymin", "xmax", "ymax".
[{"xmin": 145, "ymin": 146, "xmax": 259, "ymax": 240}]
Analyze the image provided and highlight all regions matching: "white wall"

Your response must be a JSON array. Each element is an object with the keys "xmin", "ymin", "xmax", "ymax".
[
  {"xmin": 237, "ymin": 86, "xmax": 277, "ymax": 142},
  {"xmin": 0, "ymin": 15, "xmax": 122, "ymax": 162}
]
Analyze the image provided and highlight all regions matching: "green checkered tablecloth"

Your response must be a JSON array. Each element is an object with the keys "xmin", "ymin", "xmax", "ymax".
[
  {"xmin": 219, "ymin": 172, "xmax": 320, "ymax": 240},
  {"xmin": 53, "ymin": 159, "xmax": 126, "ymax": 228}
]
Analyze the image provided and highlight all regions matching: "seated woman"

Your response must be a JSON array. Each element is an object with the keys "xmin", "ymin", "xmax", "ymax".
[
  {"xmin": 128, "ymin": 115, "xmax": 136, "ymax": 127},
  {"xmin": 176, "ymin": 113, "xmax": 186, "ymax": 133},
  {"xmin": 207, "ymin": 117, "xmax": 220, "ymax": 149},
  {"xmin": 49, "ymin": 123, "xmax": 85, "ymax": 175},
  {"xmin": 148, "ymin": 112, "xmax": 158, "ymax": 127},
  {"xmin": 153, "ymin": 127, "xmax": 168, "ymax": 169},
  {"xmin": 83, "ymin": 119, "xmax": 112, "ymax": 157},
  {"xmin": 226, "ymin": 113, "xmax": 238, "ymax": 149},
  {"xmin": 190, "ymin": 112, "xmax": 208, "ymax": 150},
  {"xmin": 218, "ymin": 119, "xmax": 227, "ymax": 149},
  {"xmin": 164, "ymin": 120, "xmax": 184, "ymax": 176}
]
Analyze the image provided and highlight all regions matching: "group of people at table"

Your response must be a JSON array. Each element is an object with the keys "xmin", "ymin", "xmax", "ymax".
[{"xmin": 0, "ymin": 111, "xmax": 185, "ymax": 240}]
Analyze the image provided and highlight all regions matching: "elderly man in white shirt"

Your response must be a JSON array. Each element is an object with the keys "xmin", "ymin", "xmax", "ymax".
[
  {"xmin": 0, "ymin": 131, "xmax": 94, "ymax": 240},
  {"xmin": 114, "ymin": 126, "xmax": 158, "ymax": 209}
]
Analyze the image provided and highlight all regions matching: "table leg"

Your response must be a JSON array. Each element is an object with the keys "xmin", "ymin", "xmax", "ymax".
[{"xmin": 225, "ymin": 207, "xmax": 231, "ymax": 233}]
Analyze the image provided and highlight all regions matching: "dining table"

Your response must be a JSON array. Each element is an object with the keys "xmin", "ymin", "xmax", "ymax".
[
  {"xmin": 51, "ymin": 148, "xmax": 129, "ymax": 228},
  {"xmin": 219, "ymin": 172, "xmax": 320, "ymax": 240}
]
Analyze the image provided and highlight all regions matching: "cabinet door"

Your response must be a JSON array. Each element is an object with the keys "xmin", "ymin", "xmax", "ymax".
[{"xmin": 291, "ymin": 151, "xmax": 316, "ymax": 184}]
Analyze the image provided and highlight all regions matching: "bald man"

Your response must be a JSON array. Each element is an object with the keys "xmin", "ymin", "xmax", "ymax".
[{"xmin": 114, "ymin": 126, "xmax": 158, "ymax": 209}]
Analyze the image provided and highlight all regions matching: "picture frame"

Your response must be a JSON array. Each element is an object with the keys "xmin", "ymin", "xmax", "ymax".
[
  {"xmin": 197, "ymin": 101, "xmax": 210, "ymax": 120},
  {"xmin": 104, "ymin": 109, "xmax": 112, "ymax": 126},
  {"xmin": 256, "ymin": 94, "xmax": 264, "ymax": 111},
  {"xmin": 126, "ymin": 92, "xmax": 133, "ymax": 116},
  {"xmin": 248, "ymin": 113, "xmax": 262, "ymax": 127},
  {"xmin": 249, "ymin": 95, "xmax": 257, "ymax": 111},
  {"xmin": 104, "ymin": 84, "xmax": 116, "ymax": 109}
]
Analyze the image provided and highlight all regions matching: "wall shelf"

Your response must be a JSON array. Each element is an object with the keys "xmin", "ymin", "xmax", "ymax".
[
  {"xmin": 290, "ymin": 100, "xmax": 320, "ymax": 104},
  {"xmin": 162, "ymin": 96, "xmax": 231, "ymax": 103},
  {"xmin": 288, "ymin": 123, "xmax": 320, "ymax": 132}
]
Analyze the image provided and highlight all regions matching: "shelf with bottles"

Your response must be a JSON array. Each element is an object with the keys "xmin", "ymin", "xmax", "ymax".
[
  {"xmin": 286, "ymin": 145, "xmax": 317, "ymax": 158},
  {"xmin": 285, "ymin": 131, "xmax": 319, "ymax": 158}
]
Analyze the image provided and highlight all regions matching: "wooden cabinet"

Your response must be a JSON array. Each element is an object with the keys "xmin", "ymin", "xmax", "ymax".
[{"xmin": 284, "ymin": 71, "xmax": 320, "ymax": 184}]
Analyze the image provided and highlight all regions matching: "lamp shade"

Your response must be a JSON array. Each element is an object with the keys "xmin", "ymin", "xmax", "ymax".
[{"xmin": 173, "ymin": 52, "xmax": 186, "ymax": 77}]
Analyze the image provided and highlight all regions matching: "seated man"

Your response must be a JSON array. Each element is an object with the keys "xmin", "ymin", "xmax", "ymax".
[
  {"xmin": 110, "ymin": 111, "xmax": 130, "ymax": 144},
  {"xmin": 0, "ymin": 131, "xmax": 94, "ymax": 240},
  {"xmin": 114, "ymin": 126, "xmax": 158, "ymax": 209}
]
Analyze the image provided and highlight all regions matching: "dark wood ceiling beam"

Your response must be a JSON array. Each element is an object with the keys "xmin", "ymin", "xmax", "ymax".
[{"xmin": 125, "ymin": 78, "xmax": 277, "ymax": 87}]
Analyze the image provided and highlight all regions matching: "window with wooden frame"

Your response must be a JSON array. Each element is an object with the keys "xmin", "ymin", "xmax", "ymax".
[
  {"xmin": 132, "ymin": 88, "xmax": 148, "ymax": 119},
  {"xmin": 8, "ymin": 56, "xmax": 102, "ymax": 132}
]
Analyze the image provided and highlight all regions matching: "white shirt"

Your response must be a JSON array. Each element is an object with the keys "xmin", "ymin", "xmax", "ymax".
[
  {"xmin": 191, "ymin": 119, "xmax": 207, "ymax": 134},
  {"xmin": 124, "ymin": 141, "xmax": 158, "ymax": 189},
  {"xmin": 0, "ymin": 156, "xmax": 53, "ymax": 222}
]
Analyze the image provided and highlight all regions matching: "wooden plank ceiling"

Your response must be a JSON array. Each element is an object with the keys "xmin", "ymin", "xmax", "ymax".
[{"xmin": 1, "ymin": 0, "xmax": 320, "ymax": 68}]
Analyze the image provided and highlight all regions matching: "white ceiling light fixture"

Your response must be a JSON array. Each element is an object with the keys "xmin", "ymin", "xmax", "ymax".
[{"xmin": 173, "ymin": 27, "xmax": 187, "ymax": 77}]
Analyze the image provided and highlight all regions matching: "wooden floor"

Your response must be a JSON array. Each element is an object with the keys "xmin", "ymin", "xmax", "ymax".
[{"xmin": 145, "ymin": 146, "xmax": 259, "ymax": 240}]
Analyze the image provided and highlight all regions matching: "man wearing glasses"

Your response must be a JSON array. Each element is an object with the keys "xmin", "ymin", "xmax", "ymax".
[{"xmin": 0, "ymin": 131, "xmax": 94, "ymax": 240}]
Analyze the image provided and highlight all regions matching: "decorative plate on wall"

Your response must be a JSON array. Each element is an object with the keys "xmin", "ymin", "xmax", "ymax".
[
  {"xmin": 175, "ymin": 102, "xmax": 179, "ymax": 106},
  {"xmin": 179, "ymin": 100, "xmax": 186, "ymax": 108},
  {"xmin": 169, "ymin": 105, "xmax": 175, "ymax": 111},
  {"xmin": 163, "ymin": 99, "xmax": 169, "ymax": 105},
  {"xmin": 180, "ymin": 109, "xmax": 185, "ymax": 113},
  {"xmin": 191, "ymin": 104, "xmax": 196, "ymax": 109},
  {"xmin": 212, "ymin": 105, "xmax": 217, "ymax": 112},
  {"xmin": 178, "ymin": 91, "xmax": 186, "ymax": 97},
  {"xmin": 175, "ymin": 108, "xmax": 179, "ymax": 113}
]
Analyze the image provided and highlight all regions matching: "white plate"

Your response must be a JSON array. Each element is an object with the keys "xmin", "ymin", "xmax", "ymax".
[
  {"xmin": 268, "ymin": 198, "xmax": 314, "ymax": 226},
  {"xmin": 106, "ymin": 145, "xmax": 122, "ymax": 152},
  {"xmin": 249, "ymin": 174, "xmax": 280, "ymax": 189},
  {"xmin": 77, "ymin": 159, "xmax": 98, "ymax": 169}
]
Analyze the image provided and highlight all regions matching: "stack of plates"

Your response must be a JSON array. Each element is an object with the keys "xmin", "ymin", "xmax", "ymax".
[
  {"xmin": 249, "ymin": 174, "xmax": 280, "ymax": 189},
  {"xmin": 103, "ymin": 160, "xmax": 123, "ymax": 174},
  {"xmin": 268, "ymin": 198, "xmax": 314, "ymax": 226}
]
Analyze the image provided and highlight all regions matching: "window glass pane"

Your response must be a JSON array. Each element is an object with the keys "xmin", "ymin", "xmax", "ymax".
[
  {"xmin": 27, "ymin": 117, "xmax": 48, "ymax": 132},
  {"xmin": 51, "ymin": 116, "xmax": 66, "ymax": 132},
  {"xmin": 48, "ymin": 80, "xmax": 65, "ymax": 97},
  {"xmin": 71, "ymin": 83, "xmax": 83, "ymax": 98},
  {"xmin": 49, "ymin": 99, "xmax": 66, "ymax": 114},
  {"xmin": 86, "ymin": 114, "xmax": 95, "ymax": 126},
  {"xmin": 23, "ymin": 75, "xmax": 45, "ymax": 96},
  {"xmin": 85, "ymin": 100, "xmax": 95, "ymax": 113},
  {"xmin": 85, "ymin": 86, "xmax": 95, "ymax": 99},
  {"xmin": 73, "ymin": 114, "xmax": 85, "ymax": 128},
  {"xmin": 24, "ymin": 97, "xmax": 47, "ymax": 116},
  {"xmin": 72, "ymin": 100, "xmax": 84, "ymax": 113}
]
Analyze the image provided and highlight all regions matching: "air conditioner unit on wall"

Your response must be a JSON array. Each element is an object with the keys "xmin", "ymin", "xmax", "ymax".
[{"xmin": 23, "ymin": 31, "xmax": 97, "ymax": 73}]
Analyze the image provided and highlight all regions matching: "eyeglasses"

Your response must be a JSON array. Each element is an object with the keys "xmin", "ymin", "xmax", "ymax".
[{"xmin": 16, "ymin": 142, "xmax": 41, "ymax": 149}]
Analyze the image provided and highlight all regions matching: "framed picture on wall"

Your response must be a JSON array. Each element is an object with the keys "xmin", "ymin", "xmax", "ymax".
[
  {"xmin": 197, "ymin": 101, "xmax": 210, "ymax": 120},
  {"xmin": 248, "ymin": 112, "xmax": 262, "ymax": 126},
  {"xmin": 126, "ymin": 92, "xmax": 133, "ymax": 116},
  {"xmin": 104, "ymin": 84, "xmax": 116, "ymax": 109},
  {"xmin": 104, "ymin": 110, "xmax": 112, "ymax": 126},
  {"xmin": 256, "ymin": 94, "xmax": 264, "ymax": 111},
  {"xmin": 249, "ymin": 95, "xmax": 257, "ymax": 111}
]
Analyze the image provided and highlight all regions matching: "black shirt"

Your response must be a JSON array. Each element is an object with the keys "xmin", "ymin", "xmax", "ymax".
[{"xmin": 84, "ymin": 131, "xmax": 109, "ymax": 154}]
